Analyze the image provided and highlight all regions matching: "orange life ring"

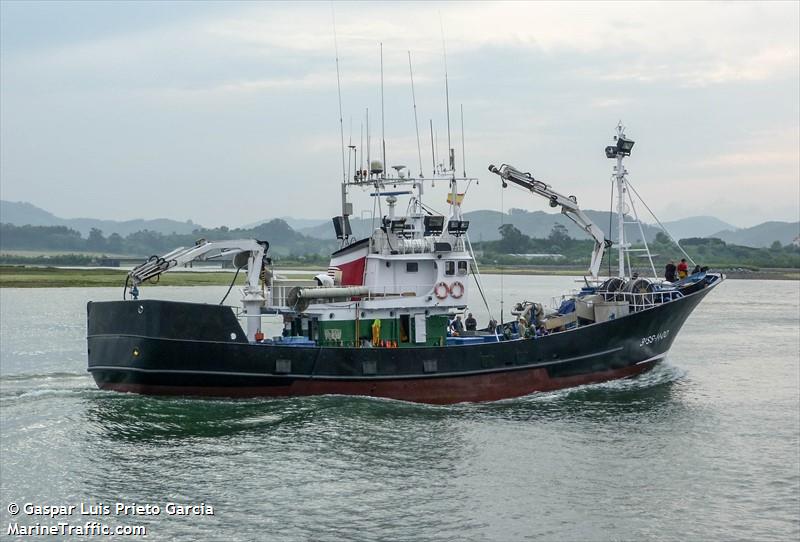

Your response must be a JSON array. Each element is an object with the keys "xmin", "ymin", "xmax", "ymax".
[
  {"xmin": 449, "ymin": 281, "xmax": 464, "ymax": 299},
  {"xmin": 434, "ymin": 281, "xmax": 449, "ymax": 300}
]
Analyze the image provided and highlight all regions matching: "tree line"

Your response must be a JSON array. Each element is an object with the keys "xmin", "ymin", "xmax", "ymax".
[
  {"xmin": 477, "ymin": 224, "xmax": 800, "ymax": 269},
  {"xmin": 1, "ymin": 221, "xmax": 797, "ymax": 270},
  {"xmin": 0, "ymin": 221, "xmax": 335, "ymax": 258}
]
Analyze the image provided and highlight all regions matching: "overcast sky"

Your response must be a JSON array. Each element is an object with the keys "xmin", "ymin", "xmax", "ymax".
[{"xmin": 1, "ymin": 1, "xmax": 798, "ymax": 229}]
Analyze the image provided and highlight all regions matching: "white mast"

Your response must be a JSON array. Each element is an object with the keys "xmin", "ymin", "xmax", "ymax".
[
  {"xmin": 616, "ymin": 134, "xmax": 626, "ymax": 278},
  {"xmin": 614, "ymin": 122, "xmax": 629, "ymax": 278}
]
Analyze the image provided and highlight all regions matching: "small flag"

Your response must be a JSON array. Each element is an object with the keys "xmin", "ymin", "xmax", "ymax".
[{"xmin": 446, "ymin": 193, "xmax": 465, "ymax": 205}]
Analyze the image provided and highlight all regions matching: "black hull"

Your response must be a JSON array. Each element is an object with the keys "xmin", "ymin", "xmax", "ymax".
[{"xmin": 87, "ymin": 281, "xmax": 719, "ymax": 404}]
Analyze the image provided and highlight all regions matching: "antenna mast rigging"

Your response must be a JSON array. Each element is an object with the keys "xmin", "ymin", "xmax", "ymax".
[{"xmin": 408, "ymin": 51, "xmax": 424, "ymax": 179}]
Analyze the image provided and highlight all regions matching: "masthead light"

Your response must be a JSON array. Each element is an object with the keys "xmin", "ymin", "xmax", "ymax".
[{"xmin": 606, "ymin": 136, "xmax": 635, "ymax": 158}]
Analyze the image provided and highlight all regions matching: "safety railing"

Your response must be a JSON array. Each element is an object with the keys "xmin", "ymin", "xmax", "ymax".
[
  {"xmin": 363, "ymin": 278, "xmax": 473, "ymax": 302},
  {"xmin": 552, "ymin": 289, "xmax": 684, "ymax": 313},
  {"xmin": 372, "ymin": 235, "xmax": 467, "ymax": 255},
  {"xmin": 267, "ymin": 279, "xmax": 317, "ymax": 309},
  {"xmin": 607, "ymin": 290, "xmax": 684, "ymax": 312},
  {"xmin": 266, "ymin": 280, "xmax": 469, "ymax": 309}
]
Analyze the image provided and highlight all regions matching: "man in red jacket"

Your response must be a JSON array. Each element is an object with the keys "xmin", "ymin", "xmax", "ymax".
[{"xmin": 677, "ymin": 258, "xmax": 689, "ymax": 279}]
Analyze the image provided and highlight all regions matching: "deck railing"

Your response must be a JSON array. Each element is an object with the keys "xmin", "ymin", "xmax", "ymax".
[{"xmin": 552, "ymin": 289, "xmax": 684, "ymax": 314}]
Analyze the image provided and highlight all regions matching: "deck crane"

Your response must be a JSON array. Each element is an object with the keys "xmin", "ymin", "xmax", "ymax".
[
  {"xmin": 488, "ymin": 164, "xmax": 612, "ymax": 281},
  {"xmin": 127, "ymin": 239, "xmax": 269, "ymax": 340}
]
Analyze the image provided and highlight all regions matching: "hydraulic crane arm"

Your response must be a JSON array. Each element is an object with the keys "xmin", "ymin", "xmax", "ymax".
[
  {"xmin": 488, "ymin": 164, "xmax": 612, "ymax": 280},
  {"xmin": 128, "ymin": 239, "xmax": 270, "ymax": 341},
  {"xmin": 129, "ymin": 239, "xmax": 269, "ymax": 292}
]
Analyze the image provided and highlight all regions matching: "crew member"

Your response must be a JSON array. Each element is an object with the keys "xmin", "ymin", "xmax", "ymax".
[
  {"xmin": 450, "ymin": 315, "xmax": 464, "ymax": 336},
  {"xmin": 677, "ymin": 258, "xmax": 689, "ymax": 280},
  {"xmin": 518, "ymin": 317, "xmax": 529, "ymax": 338},
  {"xmin": 664, "ymin": 261, "xmax": 677, "ymax": 282},
  {"xmin": 465, "ymin": 313, "xmax": 477, "ymax": 331}
]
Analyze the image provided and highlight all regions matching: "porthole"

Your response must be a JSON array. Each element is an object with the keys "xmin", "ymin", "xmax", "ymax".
[
  {"xmin": 389, "ymin": 311, "xmax": 395, "ymax": 317},
  {"xmin": 385, "ymin": 261, "xmax": 391, "ymax": 267},
  {"xmin": 132, "ymin": 347, "xmax": 140, "ymax": 357},
  {"xmin": 137, "ymin": 305, "xmax": 144, "ymax": 314},
  {"xmin": 230, "ymin": 332, "xmax": 237, "ymax": 340},
  {"xmin": 329, "ymin": 313, "xmax": 335, "ymax": 319}
]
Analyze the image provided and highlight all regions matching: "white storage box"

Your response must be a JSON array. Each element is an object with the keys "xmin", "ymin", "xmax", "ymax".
[
  {"xmin": 594, "ymin": 300, "xmax": 630, "ymax": 322},
  {"xmin": 576, "ymin": 295, "xmax": 603, "ymax": 321}
]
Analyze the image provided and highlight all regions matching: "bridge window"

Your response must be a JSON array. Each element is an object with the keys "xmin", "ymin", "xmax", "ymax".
[
  {"xmin": 458, "ymin": 261, "xmax": 468, "ymax": 275},
  {"xmin": 445, "ymin": 261, "xmax": 455, "ymax": 276},
  {"xmin": 406, "ymin": 262, "xmax": 418, "ymax": 273}
]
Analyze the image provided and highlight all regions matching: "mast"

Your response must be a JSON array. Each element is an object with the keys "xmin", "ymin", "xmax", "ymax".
[
  {"xmin": 605, "ymin": 122, "xmax": 635, "ymax": 278},
  {"xmin": 614, "ymin": 123, "xmax": 627, "ymax": 278},
  {"xmin": 616, "ymin": 152, "xmax": 625, "ymax": 277}
]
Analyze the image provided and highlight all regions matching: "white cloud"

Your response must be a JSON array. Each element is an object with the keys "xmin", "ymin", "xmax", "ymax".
[{"xmin": 1, "ymin": 1, "xmax": 798, "ymax": 226}]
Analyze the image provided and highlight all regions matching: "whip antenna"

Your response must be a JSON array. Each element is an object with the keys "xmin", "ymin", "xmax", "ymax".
[
  {"xmin": 380, "ymin": 42, "xmax": 386, "ymax": 178},
  {"xmin": 460, "ymin": 104, "xmax": 466, "ymax": 177},
  {"xmin": 408, "ymin": 51, "xmax": 424, "ymax": 178},
  {"xmin": 332, "ymin": 5, "xmax": 346, "ymax": 184},
  {"xmin": 429, "ymin": 119, "xmax": 435, "ymax": 176},
  {"xmin": 440, "ymin": 14, "xmax": 453, "ymax": 173}
]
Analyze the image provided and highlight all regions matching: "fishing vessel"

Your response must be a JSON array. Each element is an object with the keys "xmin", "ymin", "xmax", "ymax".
[{"xmin": 86, "ymin": 124, "xmax": 723, "ymax": 404}]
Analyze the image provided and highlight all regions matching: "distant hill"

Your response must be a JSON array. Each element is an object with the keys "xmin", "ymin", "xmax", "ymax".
[
  {"xmin": 0, "ymin": 200, "xmax": 200, "ymax": 236},
  {"xmin": 10, "ymin": 199, "xmax": 794, "ymax": 250},
  {"xmin": 0, "ymin": 218, "xmax": 335, "ymax": 257},
  {"xmin": 460, "ymin": 208, "xmax": 663, "ymax": 243},
  {"xmin": 244, "ymin": 219, "xmax": 335, "ymax": 256},
  {"xmin": 660, "ymin": 216, "xmax": 737, "ymax": 240},
  {"xmin": 711, "ymin": 221, "xmax": 800, "ymax": 248},
  {"xmin": 298, "ymin": 208, "xmax": 740, "ymax": 245},
  {"xmin": 244, "ymin": 216, "xmax": 328, "ymax": 231},
  {"xmin": 300, "ymin": 218, "xmax": 372, "ymax": 240}
]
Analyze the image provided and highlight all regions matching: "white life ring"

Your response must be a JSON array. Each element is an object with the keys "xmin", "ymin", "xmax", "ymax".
[
  {"xmin": 449, "ymin": 281, "xmax": 464, "ymax": 299},
  {"xmin": 434, "ymin": 281, "xmax": 449, "ymax": 300}
]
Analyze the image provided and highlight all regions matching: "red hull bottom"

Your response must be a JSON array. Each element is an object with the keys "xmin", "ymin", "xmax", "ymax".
[{"xmin": 97, "ymin": 360, "xmax": 659, "ymax": 405}]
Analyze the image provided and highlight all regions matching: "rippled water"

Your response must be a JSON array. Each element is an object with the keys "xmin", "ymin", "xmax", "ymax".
[{"xmin": 1, "ymin": 277, "xmax": 798, "ymax": 541}]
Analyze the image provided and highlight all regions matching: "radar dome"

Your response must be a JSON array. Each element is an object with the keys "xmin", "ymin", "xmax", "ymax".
[{"xmin": 370, "ymin": 160, "xmax": 384, "ymax": 174}]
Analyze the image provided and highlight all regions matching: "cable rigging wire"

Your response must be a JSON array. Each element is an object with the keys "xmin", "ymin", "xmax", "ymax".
[
  {"xmin": 220, "ymin": 267, "xmax": 242, "ymax": 305},
  {"xmin": 626, "ymin": 180, "xmax": 696, "ymax": 267}
]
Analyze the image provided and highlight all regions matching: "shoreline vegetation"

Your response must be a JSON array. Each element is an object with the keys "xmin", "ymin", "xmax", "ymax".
[{"xmin": 0, "ymin": 265, "xmax": 796, "ymax": 288}]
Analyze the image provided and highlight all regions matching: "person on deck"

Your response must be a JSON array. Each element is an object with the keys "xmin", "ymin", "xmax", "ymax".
[
  {"xmin": 677, "ymin": 258, "xmax": 689, "ymax": 280},
  {"xmin": 664, "ymin": 261, "xmax": 677, "ymax": 282},
  {"xmin": 465, "ymin": 313, "xmax": 477, "ymax": 331},
  {"xmin": 518, "ymin": 318, "xmax": 529, "ymax": 338},
  {"xmin": 450, "ymin": 316, "xmax": 464, "ymax": 336},
  {"xmin": 692, "ymin": 264, "xmax": 701, "ymax": 275}
]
